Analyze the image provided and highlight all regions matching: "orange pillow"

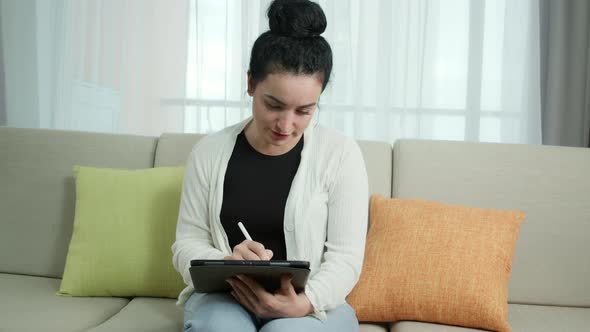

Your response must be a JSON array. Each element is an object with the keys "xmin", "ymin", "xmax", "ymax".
[{"xmin": 348, "ymin": 195, "xmax": 525, "ymax": 332}]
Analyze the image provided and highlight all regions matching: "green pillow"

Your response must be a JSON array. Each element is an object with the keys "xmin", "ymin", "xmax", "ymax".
[{"xmin": 58, "ymin": 166, "xmax": 186, "ymax": 298}]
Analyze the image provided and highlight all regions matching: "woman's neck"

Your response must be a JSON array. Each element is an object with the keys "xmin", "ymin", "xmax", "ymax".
[{"xmin": 243, "ymin": 121, "xmax": 301, "ymax": 156}]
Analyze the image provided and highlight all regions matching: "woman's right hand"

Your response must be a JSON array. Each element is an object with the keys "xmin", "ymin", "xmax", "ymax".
[{"xmin": 224, "ymin": 240, "xmax": 273, "ymax": 261}]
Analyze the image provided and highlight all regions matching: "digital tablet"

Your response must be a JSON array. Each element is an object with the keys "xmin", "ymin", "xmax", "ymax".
[{"xmin": 189, "ymin": 260, "xmax": 310, "ymax": 293}]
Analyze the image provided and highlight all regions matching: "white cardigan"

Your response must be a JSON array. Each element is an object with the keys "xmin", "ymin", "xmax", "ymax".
[{"xmin": 172, "ymin": 118, "xmax": 369, "ymax": 320}]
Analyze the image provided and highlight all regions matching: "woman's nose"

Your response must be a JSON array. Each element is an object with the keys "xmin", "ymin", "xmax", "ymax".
[{"xmin": 277, "ymin": 111, "xmax": 294, "ymax": 133}]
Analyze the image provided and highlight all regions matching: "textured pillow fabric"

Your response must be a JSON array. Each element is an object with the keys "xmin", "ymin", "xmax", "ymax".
[
  {"xmin": 58, "ymin": 166, "xmax": 185, "ymax": 298},
  {"xmin": 347, "ymin": 195, "xmax": 525, "ymax": 332}
]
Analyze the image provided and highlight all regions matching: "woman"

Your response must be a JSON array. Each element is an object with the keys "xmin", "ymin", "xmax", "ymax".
[{"xmin": 172, "ymin": 1, "xmax": 368, "ymax": 331}]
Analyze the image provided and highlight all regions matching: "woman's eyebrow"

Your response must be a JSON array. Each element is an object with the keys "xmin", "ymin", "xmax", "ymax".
[
  {"xmin": 264, "ymin": 94, "xmax": 316, "ymax": 108},
  {"xmin": 264, "ymin": 94, "xmax": 287, "ymax": 105}
]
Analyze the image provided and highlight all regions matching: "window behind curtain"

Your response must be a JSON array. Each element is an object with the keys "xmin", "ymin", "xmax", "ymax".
[{"xmin": 177, "ymin": 0, "xmax": 541, "ymax": 144}]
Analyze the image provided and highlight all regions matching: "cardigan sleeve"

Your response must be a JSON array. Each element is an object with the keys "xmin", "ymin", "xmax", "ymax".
[
  {"xmin": 304, "ymin": 138, "xmax": 369, "ymax": 319},
  {"xmin": 172, "ymin": 143, "xmax": 226, "ymax": 287}
]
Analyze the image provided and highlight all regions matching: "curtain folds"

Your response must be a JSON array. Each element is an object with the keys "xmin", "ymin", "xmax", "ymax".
[
  {"xmin": 1, "ymin": 0, "xmax": 543, "ymax": 145},
  {"xmin": 186, "ymin": 0, "xmax": 542, "ymax": 144},
  {"xmin": 0, "ymin": 9, "xmax": 6, "ymax": 127},
  {"xmin": 1, "ymin": 0, "xmax": 190, "ymax": 136},
  {"xmin": 540, "ymin": 0, "xmax": 590, "ymax": 148}
]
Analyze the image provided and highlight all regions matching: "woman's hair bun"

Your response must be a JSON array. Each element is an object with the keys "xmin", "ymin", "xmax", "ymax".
[{"xmin": 267, "ymin": 0, "xmax": 327, "ymax": 38}]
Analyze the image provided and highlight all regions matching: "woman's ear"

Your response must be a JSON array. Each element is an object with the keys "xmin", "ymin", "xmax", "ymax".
[{"xmin": 247, "ymin": 72, "xmax": 254, "ymax": 96}]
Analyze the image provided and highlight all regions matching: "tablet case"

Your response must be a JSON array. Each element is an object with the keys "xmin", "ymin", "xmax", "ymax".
[{"xmin": 189, "ymin": 260, "xmax": 310, "ymax": 293}]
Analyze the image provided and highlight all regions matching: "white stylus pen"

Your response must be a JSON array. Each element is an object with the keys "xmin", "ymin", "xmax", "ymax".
[{"xmin": 238, "ymin": 221, "xmax": 253, "ymax": 241}]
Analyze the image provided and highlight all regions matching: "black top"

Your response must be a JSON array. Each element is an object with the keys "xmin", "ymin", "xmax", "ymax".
[{"xmin": 220, "ymin": 131, "xmax": 304, "ymax": 260}]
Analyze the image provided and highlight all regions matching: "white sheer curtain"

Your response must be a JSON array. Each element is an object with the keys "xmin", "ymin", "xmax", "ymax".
[
  {"xmin": 1, "ymin": 0, "xmax": 189, "ymax": 136},
  {"xmin": 2, "ymin": 0, "xmax": 541, "ymax": 144},
  {"xmin": 178, "ymin": 0, "xmax": 541, "ymax": 144}
]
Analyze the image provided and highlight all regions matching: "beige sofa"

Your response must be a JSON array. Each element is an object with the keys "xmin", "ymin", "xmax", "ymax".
[{"xmin": 1, "ymin": 126, "xmax": 589, "ymax": 332}]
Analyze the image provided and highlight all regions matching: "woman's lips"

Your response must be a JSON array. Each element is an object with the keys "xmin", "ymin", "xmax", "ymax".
[{"xmin": 271, "ymin": 130, "xmax": 290, "ymax": 140}]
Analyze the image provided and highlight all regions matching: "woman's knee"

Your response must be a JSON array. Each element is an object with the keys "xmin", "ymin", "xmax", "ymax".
[
  {"xmin": 183, "ymin": 293, "xmax": 257, "ymax": 332},
  {"xmin": 184, "ymin": 318, "xmax": 251, "ymax": 332},
  {"xmin": 184, "ymin": 312, "xmax": 257, "ymax": 332},
  {"xmin": 259, "ymin": 317, "xmax": 318, "ymax": 332},
  {"xmin": 260, "ymin": 304, "xmax": 359, "ymax": 332}
]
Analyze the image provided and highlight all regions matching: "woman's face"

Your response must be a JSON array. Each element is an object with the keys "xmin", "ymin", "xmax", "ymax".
[{"xmin": 246, "ymin": 72, "xmax": 323, "ymax": 156}]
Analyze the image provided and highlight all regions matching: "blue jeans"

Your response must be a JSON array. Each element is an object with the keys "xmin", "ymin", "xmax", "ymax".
[{"xmin": 183, "ymin": 292, "xmax": 360, "ymax": 332}]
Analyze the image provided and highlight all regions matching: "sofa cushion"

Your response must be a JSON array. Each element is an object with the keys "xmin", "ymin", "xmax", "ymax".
[
  {"xmin": 154, "ymin": 133, "xmax": 205, "ymax": 167},
  {"xmin": 392, "ymin": 139, "xmax": 590, "ymax": 306},
  {"xmin": 360, "ymin": 324, "xmax": 389, "ymax": 332},
  {"xmin": 58, "ymin": 166, "xmax": 186, "ymax": 298},
  {"xmin": 507, "ymin": 303, "xmax": 590, "ymax": 332},
  {"xmin": 390, "ymin": 321, "xmax": 486, "ymax": 332},
  {"xmin": 357, "ymin": 140, "xmax": 393, "ymax": 197},
  {"xmin": 0, "ymin": 127, "xmax": 157, "ymax": 278},
  {"xmin": 86, "ymin": 297, "xmax": 183, "ymax": 332},
  {"xmin": 389, "ymin": 304, "xmax": 590, "ymax": 332},
  {"xmin": 348, "ymin": 196, "xmax": 524, "ymax": 332},
  {"xmin": 0, "ymin": 273, "xmax": 128, "ymax": 332},
  {"xmin": 83, "ymin": 296, "xmax": 389, "ymax": 332}
]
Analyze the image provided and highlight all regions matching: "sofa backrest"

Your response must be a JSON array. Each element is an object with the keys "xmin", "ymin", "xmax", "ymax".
[
  {"xmin": 153, "ymin": 133, "xmax": 204, "ymax": 167},
  {"xmin": 10, "ymin": 126, "xmax": 584, "ymax": 307},
  {"xmin": 392, "ymin": 139, "xmax": 590, "ymax": 307},
  {"xmin": 154, "ymin": 133, "xmax": 393, "ymax": 197},
  {"xmin": 0, "ymin": 127, "xmax": 158, "ymax": 278}
]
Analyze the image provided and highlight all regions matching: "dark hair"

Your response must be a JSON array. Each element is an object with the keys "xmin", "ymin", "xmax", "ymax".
[{"xmin": 248, "ymin": 0, "xmax": 333, "ymax": 92}]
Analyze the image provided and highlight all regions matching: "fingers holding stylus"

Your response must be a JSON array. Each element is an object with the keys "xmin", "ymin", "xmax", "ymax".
[
  {"xmin": 225, "ymin": 240, "xmax": 274, "ymax": 261},
  {"xmin": 224, "ymin": 221, "xmax": 273, "ymax": 261}
]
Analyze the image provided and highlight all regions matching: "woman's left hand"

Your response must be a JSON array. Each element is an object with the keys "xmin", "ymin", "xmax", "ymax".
[{"xmin": 227, "ymin": 274, "xmax": 314, "ymax": 319}]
